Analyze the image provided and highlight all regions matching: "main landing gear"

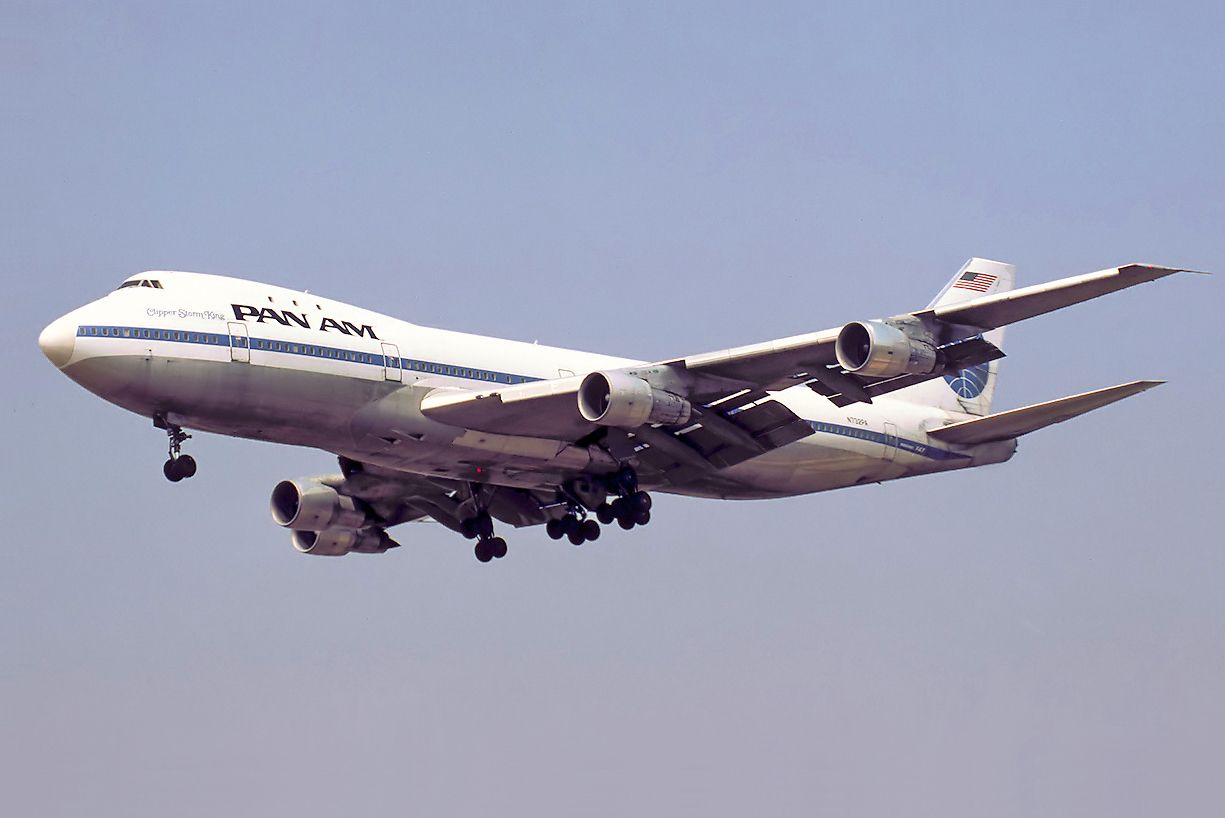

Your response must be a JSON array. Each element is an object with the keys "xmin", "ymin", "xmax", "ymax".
[
  {"xmin": 458, "ymin": 509, "xmax": 507, "ymax": 563},
  {"xmin": 547, "ymin": 465, "xmax": 653, "ymax": 547},
  {"xmin": 545, "ymin": 513, "xmax": 601, "ymax": 546},
  {"xmin": 155, "ymin": 414, "xmax": 197, "ymax": 483},
  {"xmin": 599, "ymin": 464, "xmax": 653, "ymax": 531},
  {"xmin": 597, "ymin": 490, "xmax": 652, "ymax": 530},
  {"xmin": 458, "ymin": 466, "xmax": 655, "ymax": 563}
]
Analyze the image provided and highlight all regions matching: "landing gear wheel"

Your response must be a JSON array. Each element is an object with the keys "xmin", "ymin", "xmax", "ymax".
[
  {"xmin": 630, "ymin": 491, "xmax": 652, "ymax": 513},
  {"xmin": 596, "ymin": 503, "xmax": 615, "ymax": 525},
  {"xmin": 460, "ymin": 518, "xmax": 479, "ymax": 540},
  {"xmin": 636, "ymin": 509, "xmax": 651, "ymax": 526},
  {"xmin": 162, "ymin": 455, "xmax": 197, "ymax": 482},
  {"xmin": 617, "ymin": 514, "xmax": 635, "ymax": 530},
  {"xmin": 546, "ymin": 519, "xmax": 566, "ymax": 540},
  {"xmin": 558, "ymin": 515, "xmax": 583, "ymax": 545},
  {"xmin": 581, "ymin": 519, "xmax": 601, "ymax": 541},
  {"xmin": 176, "ymin": 455, "xmax": 197, "ymax": 479},
  {"xmin": 474, "ymin": 540, "xmax": 494, "ymax": 562},
  {"xmin": 488, "ymin": 537, "xmax": 508, "ymax": 559}
]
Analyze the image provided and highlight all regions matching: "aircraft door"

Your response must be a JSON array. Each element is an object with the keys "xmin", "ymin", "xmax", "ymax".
[
  {"xmin": 882, "ymin": 421, "xmax": 899, "ymax": 462},
  {"xmin": 228, "ymin": 322, "xmax": 250, "ymax": 363},
  {"xmin": 381, "ymin": 342, "xmax": 403, "ymax": 382}
]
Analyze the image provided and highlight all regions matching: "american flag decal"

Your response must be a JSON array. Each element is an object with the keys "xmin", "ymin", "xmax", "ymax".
[{"xmin": 952, "ymin": 271, "xmax": 998, "ymax": 293}]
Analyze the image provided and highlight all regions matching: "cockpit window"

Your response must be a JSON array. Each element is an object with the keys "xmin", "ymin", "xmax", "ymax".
[{"xmin": 117, "ymin": 279, "xmax": 164, "ymax": 290}]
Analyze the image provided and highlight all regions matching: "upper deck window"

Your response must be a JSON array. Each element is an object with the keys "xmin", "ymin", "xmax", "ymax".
[{"xmin": 117, "ymin": 279, "xmax": 164, "ymax": 290}]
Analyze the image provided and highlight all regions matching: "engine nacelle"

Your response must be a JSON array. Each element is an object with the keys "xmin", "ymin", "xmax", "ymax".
[
  {"xmin": 835, "ymin": 320, "xmax": 938, "ymax": 379},
  {"xmin": 577, "ymin": 371, "xmax": 692, "ymax": 428},
  {"xmin": 291, "ymin": 528, "xmax": 398, "ymax": 557},
  {"xmin": 270, "ymin": 478, "xmax": 369, "ymax": 531}
]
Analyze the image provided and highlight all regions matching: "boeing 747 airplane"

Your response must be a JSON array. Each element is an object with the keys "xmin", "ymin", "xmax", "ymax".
[{"xmin": 38, "ymin": 259, "xmax": 1195, "ymax": 562}]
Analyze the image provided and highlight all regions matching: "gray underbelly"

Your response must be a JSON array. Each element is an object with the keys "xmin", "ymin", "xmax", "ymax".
[{"xmin": 63, "ymin": 354, "xmax": 396, "ymax": 448}]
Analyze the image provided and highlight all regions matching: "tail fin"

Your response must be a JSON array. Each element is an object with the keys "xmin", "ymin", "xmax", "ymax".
[{"xmin": 895, "ymin": 258, "xmax": 1016, "ymax": 416}]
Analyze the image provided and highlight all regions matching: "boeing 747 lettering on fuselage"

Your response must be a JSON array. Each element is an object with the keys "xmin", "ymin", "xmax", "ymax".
[{"xmin": 38, "ymin": 259, "xmax": 1200, "ymax": 562}]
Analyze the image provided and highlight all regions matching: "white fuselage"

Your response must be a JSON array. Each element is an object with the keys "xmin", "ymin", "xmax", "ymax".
[{"xmin": 40, "ymin": 271, "xmax": 1015, "ymax": 500}]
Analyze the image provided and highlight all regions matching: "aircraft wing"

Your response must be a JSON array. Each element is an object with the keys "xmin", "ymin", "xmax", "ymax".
[
  {"xmin": 672, "ymin": 327, "xmax": 841, "ymax": 393},
  {"xmin": 922, "ymin": 264, "xmax": 1198, "ymax": 336},
  {"xmin": 329, "ymin": 458, "xmax": 447, "ymax": 527},
  {"xmin": 420, "ymin": 378, "xmax": 817, "ymax": 482},
  {"xmin": 335, "ymin": 456, "xmax": 590, "ymax": 531},
  {"xmin": 416, "ymin": 262, "xmax": 1193, "ymax": 476},
  {"xmin": 672, "ymin": 263, "xmax": 1196, "ymax": 398},
  {"xmin": 420, "ymin": 377, "xmax": 590, "ymax": 440}
]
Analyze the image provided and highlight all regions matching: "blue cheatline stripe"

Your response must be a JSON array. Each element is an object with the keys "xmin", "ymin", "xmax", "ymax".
[
  {"xmin": 75, "ymin": 325, "xmax": 544, "ymax": 386},
  {"xmin": 807, "ymin": 420, "xmax": 971, "ymax": 461},
  {"xmin": 77, "ymin": 326, "xmax": 971, "ymax": 460}
]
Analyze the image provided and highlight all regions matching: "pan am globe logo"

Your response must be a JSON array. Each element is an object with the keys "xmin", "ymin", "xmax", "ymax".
[{"xmin": 945, "ymin": 363, "xmax": 990, "ymax": 399}]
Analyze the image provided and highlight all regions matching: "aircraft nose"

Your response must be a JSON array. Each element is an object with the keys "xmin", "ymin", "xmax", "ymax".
[{"xmin": 38, "ymin": 314, "xmax": 77, "ymax": 368}]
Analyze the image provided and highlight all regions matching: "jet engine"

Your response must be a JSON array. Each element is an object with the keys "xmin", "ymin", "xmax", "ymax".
[
  {"xmin": 291, "ymin": 527, "xmax": 398, "ymax": 557},
  {"xmin": 835, "ymin": 320, "xmax": 939, "ymax": 379},
  {"xmin": 270, "ymin": 478, "xmax": 370, "ymax": 531},
  {"xmin": 577, "ymin": 371, "xmax": 692, "ymax": 428}
]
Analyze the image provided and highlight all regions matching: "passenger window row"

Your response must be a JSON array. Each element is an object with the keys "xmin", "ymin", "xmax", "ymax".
[
  {"xmin": 812, "ymin": 421, "xmax": 880, "ymax": 442},
  {"xmin": 400, "ymin": 359, "xmax": 529, "ymax": 384},
  {"xmin": 249, "ymin": 338, "xmax": 383, "ymax": 364},
  {"xmin": 78, "ymin": 325, "xmax": 540, "ymax": 385},
  {"xmin": 80, "ymin": 325, "xmax": 227, "ymax": 345}
]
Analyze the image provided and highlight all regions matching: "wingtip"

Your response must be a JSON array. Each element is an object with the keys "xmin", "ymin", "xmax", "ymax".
[{"xmin": 1122, "ymin": 263, "xmax": 1212, "ymax": 276}]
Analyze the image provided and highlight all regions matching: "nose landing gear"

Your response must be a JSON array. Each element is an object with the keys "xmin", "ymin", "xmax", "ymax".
[{"xmin": 155, "ymin": 414, "xmax": 197, "ymax": 482}]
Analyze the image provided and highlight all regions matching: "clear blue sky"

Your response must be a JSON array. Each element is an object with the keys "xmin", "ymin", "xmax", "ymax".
[{"xmin": 3, "ymin": 3, "xmax": 1221, "ymax": 816}]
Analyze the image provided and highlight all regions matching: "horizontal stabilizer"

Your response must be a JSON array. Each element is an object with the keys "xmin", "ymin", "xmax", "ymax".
[{"xmin": 927, "ymin": 380, "xmax": 1164, "ymax": 445}]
